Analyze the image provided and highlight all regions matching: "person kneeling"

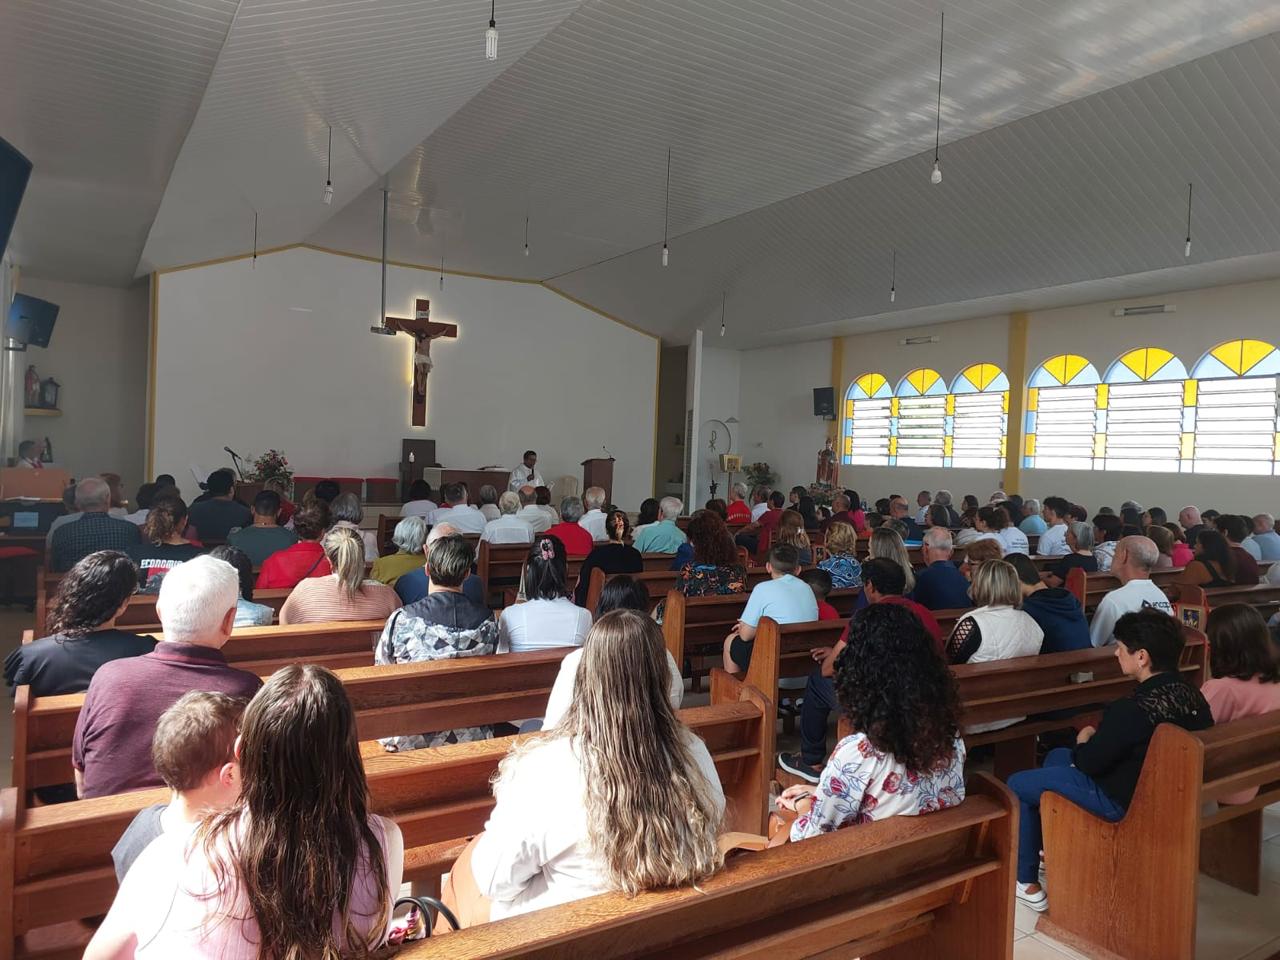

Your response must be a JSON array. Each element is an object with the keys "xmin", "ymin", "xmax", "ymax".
[
  {"xmin": 439, "ymin": 609, "xmax": 724, "ymax": 929},
  {"xmin": 776, "ymin": 603, "xmax": 967, "ymax": 841},
  {"xmin": 1006, "ymin": 610, "xmax": 1212, "ymax": 912}
]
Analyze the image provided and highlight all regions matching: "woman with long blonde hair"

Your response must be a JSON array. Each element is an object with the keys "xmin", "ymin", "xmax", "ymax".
[
  {"xmin": 868, "ymin": 525, "xmax": 915, "ymax": 593},
  {"xmin": 279, "ymin": 525, "xmax": 401, "ymax": 625},
  {"xmin": 85, "ymin": 664, "xmax": 404, "ymax": 958},
  {"xmin": 441, "ymin": 609, "xmax": 725, "ymax": 927},
  {"xmin": 773, "ymin": 509, "xmax": 812, "ymax": 564}
]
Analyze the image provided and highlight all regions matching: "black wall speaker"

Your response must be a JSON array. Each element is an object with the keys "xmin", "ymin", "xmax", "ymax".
[{"xmin": 813, "ymin": 386, "xmax": 835, "ymax": 419}]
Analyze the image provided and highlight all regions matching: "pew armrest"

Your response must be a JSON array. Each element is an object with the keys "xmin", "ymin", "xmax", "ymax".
[{"xmin": 718, "ymin": 831, "xmax": 768, "ymax": 856}]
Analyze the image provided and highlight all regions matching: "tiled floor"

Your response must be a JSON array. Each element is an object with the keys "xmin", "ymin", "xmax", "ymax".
[{"xmin": 4, "ymin": 610, "xmax": 1279, "ymax": 958}]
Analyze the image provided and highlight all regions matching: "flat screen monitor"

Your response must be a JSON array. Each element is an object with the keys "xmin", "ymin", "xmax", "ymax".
[
  {"xmin": 0, "ymin": 136, "xmax": 33, "ymax": 262},
  {"xmin": 6, "ymin": 293, "xmax": 58, "ymax": 347}
]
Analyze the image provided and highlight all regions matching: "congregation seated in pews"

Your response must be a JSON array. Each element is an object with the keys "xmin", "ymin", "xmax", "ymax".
[{"xmin": 6, "ymin": 473, "xmax": 1280, "ymax": 958}]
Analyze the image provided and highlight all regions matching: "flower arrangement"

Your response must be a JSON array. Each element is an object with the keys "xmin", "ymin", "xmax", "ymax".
[
  {"xmin": 248, "ymin": 449, "xmax": 293, "ymax": 491},
  {"xmin": 807, "ymin": 482, "xmax": 836, "ymax": 508},
  {"xmin": 743, "ymin": 461, "xmax": 778, "ymax": 489}
]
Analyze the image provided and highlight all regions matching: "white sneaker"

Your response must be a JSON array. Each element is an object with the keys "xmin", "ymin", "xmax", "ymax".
[{"xmin": 1017, "ymin": 882, "xmax": 1048, "ymax": 913}]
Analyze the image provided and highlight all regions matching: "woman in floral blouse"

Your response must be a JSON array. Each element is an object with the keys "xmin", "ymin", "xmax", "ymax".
[
  {"xmin": 817, "ymin": 521, "xmax": 862, "ymax": 590},
  {"xmin": 778, "ymin": 603, "xmax": 966, "ymax": 840},
  {"xmin": 655, "ymin": 511, "xmax": 746, "ymax": 623}
]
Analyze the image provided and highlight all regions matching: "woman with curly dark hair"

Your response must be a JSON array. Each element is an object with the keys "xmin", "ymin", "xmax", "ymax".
[
  {"xmin": 777, "ymin": 603, "xmax": 966, "ymax": 841},
  {"xmin": 4, "ymin": 550, "xmax": 153, "ymax": 697},
  {"xmin": 656, "ymin": 511, "xmax": 747, "ymax": 623}
]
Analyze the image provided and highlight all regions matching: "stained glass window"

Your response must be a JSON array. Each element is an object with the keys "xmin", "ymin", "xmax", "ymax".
[
  {"xmin": 949, "ymin": 363, "xmax": 1008, "ymax": 469},
  {"xmin": 1100, "ymin": 347, "xmax": 1188, "ymax": 473},
  {"xmin": 1189, "ymin": 340, "xmax": 1280, "ymax": 476},
  {"xmin": 1025, "ymin": 354, "xmax": 1102, "ymax": 470},
  {"xmin": 894, "ymin": 369, "xmax": 948, "ymax": 468},
  {"xmin": 842, "ymin": 373, "xmax": 892, "ymax": 466}
]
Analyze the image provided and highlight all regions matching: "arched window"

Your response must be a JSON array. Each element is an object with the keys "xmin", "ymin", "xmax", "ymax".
[
  {"xmin": 1101, "ymin": 348, "xmax": 1189, "ymax": 473},
  {"xmin": 949, "ymin": 364, "xmax": 1009, "ymax": 469},
  {"xmin": 1190, "ymin": 339, "xmax": 1280, "ymax": 475},
  {"xmin": 894, "ymin": 368, "xmax": 947, "ymax": 467},
  {"xmin": 842, "ymin": 373, "xmax": 892, "ymax": 466},
  {"xmin": 1025, "ymin": 354, "xmax": 1102, "ymax": 470}
]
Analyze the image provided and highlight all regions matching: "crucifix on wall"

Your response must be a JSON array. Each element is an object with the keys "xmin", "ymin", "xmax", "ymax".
[{"xmin": 383, "ymin": 298, "xmax": 457, "ymax": 426}]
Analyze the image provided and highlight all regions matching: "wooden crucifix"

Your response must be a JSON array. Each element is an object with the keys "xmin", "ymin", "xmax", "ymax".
[{"xmin": 383, "ymin": 298, "xmax": 457, "ymax": 426}]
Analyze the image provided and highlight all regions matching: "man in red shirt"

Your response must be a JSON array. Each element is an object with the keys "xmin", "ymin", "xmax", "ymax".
[
  {"xmin": 545, "ymin": 495, "xmax": 594, "ymax": 557},
  {"xmin": 726, "ymin": 482, "xmax": 752, "ymax": 523},
  {"xmin": 778, "ymin": 558, "xmax": 942, "ymax": 784}
]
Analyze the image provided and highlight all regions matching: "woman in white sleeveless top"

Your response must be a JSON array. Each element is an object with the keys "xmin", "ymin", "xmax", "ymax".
[{"xmin": 945, "ymin": 559, "xmax": 1043, "ymax": 733}]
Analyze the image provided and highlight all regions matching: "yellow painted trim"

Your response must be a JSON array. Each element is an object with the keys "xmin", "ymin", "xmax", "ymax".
[
  {"xmin": 155, "ymin": 243, "xmax": 304, "ymax": 275},
  {"xmin": 652, "ymin": 339, "xmax": 662, "ymax": 496},
  {"xmin": 146, "ymin": 272, "xmax": 158, "ymax": 479},
  {"xmin": 540, "ymin": 282, "xmax": 660, "ymax": 342},
  {"xmin": 829, "ymin": 337, "xmax": 843, "ymax": 485},
  {"xmin": 1002, "ymin": 311, "xmax": 1029, "ymax": 492},
  {"xmin": 300, "ymin": 243, "xmax": 543, "ymax": 285}
]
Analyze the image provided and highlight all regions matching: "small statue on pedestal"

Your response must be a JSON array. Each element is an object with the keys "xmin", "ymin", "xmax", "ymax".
[{"xmin": 816, "ymin": 437, "xmax": 837, "ymax": 486}]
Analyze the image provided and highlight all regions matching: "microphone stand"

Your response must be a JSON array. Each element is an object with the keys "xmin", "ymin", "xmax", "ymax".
[{"xmin": 227, "ymin": 450, "xmax": 247, "ymax": 481}]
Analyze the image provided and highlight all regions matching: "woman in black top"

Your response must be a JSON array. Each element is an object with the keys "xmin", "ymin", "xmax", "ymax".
[
  {"xmin": 1174, "ymin": 529, "xmax": 1235, "ymax": 589},
  {"xmin": 127, "ymin": 495, "xmax": 202, "ymax": 592},
  {"xmin": 4, "ymin": 550, "xmax": 154, "ymax": 696},
  {"xmin": 573, "ymin": 510, "xmax": 643, "ymax": 605},
  {"xmin": 1044, "ymin": 521, "xmax": 1098, "ymax": 588},
  {"xmin": 1006, "ymin": 610, "xmax": 1212, "ymax": 913}
]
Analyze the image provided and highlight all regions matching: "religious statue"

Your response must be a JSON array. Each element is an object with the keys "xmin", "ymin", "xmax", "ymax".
[
  {"xmin": 382, "ymin": 298, "xmax": 457, "ymax": 427},
  {"xmin": 816, "ymin": 436, "xmax": 837, "ymax": 486}
]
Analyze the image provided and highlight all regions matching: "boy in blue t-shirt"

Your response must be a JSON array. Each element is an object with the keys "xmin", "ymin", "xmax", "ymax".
[{"xmin": 723, "ymin": 543, "xmax": 819, "ymax": 672}]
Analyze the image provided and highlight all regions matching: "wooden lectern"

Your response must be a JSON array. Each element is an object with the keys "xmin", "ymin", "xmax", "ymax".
[{"xmin": 581, "ymin": 458, "xmax": 615, "ymax": 506}]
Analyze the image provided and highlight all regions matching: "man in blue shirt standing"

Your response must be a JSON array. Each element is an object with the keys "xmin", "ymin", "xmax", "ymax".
[
  {"xmin": 910, "ymin": 528, "xmax": 971, "ymax": 610},
  {"xmin": 723, "ymin": 544, "xmax": 818, "ymax": 672}
]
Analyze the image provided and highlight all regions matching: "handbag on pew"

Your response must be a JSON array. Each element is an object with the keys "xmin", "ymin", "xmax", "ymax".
[{"xmin": 388, "ymin": 895, "xmax": 460, "ymax": 943}]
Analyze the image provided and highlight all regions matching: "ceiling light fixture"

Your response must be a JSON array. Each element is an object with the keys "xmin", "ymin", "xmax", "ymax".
[
  {"xmin": 719, "ymin": 291, "xmax": 726, "ymax": 337},
  {"xmin": 485, "ymin": 0, "xmax": 498, "ymax": 61},
  {"xmin": 1184, "ymin": 182, "xmax": 1193, "ymax": 257},
  {"xmin": 890, "ymin": 248, "xmax": 897, "ymax": 302},
  {"xmin": 370, "ymin": 189, "xmax": 396, "ymax": 335},
  {"xmin": 930, "ymin": 11, "xmax": 944, "ymax": 185},
  {"xmin": 252, "ymin": 211, "xmax": 258, "ymax": 269},
  {"xmin": 523, "ymin": 215, "xmax": 530, "ymax": 257},
  {"xmin": 662, "ymin": 147, "xmax": 671, "ymax": 267},
  {"xmin": 322, "ymin": 125, "xmax": 334, "ymax": 204}
]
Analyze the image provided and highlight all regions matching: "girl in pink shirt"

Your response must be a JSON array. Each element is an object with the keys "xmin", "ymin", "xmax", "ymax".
[
  {"xmin": 86, "ymin": 665, "xmax": 403, "ymax": 959},
  {"xmin": 1201, "ymin": 604, "xmax": 1280, "ymax": 804}
]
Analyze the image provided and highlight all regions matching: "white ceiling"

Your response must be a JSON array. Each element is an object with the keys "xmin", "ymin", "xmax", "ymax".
[{"xmin": 6, "ymin": 0, "xmax": 1280, "ymax": 346}]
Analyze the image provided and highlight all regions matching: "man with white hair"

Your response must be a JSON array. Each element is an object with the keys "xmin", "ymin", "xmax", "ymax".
[
  {"xmin": 50, "ymin": 476, "xmax": 141, "ymax": 571},
  {"xmin": 633, "ymin": 496, "xmax": 688, "ymax": 554},
  {"xmin": 911, "ymin": 528, "xmax": 971, "ymax": 610},
  {"xmin": 578, "ymin": 486, "xmax": 608, "ymax": 542},
  {"xmin": 1089, "ymin": 536, "xmax": 1174, "ymax": 647},
  {"xmin": 482, "ymin": 491, "xmax": 534, "ymax": 545},
  {"xmin": 1250, "ymin": 514, "xmax": 1280, "ymax": 562},
  {"xmin": 1179, "ymin": 505, "xmax": 1206, "ymax": 549},
  {"xmin": 513, "ymin": 484, "xmax": 551, "ymax": 534},
  {"xmin": 1020, "ymin": 498, "xmax": 1047, "ymax": 536},
  {"xmin": 395, "ymin": 522, "xmax": 487, "ymax": 606},
  {"xmin": 727, "ymin": 482, "xmax": 752, "ymax": 522},
  {"xmin": 71, "ymin": 556, "xmax": 261, "ymax": 798}
]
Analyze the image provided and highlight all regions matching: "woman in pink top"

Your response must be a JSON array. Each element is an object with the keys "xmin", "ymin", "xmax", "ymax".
[
  {"xmin": 86, "ymin": 664, "xmax": 404, "ymax": 959},
  {"xmin": 1201, "ymin": 604, "xmax": 1280, "ymax": 804},
  {"xmin": 279, "ymin": 527, "xmax": 401, "ymax": 625}
]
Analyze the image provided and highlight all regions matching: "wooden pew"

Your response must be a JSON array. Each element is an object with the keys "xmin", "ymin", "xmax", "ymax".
[
  {"xmin": 101, "ymin": 588, "xmax": 292, "ymax": 632},
  {"xmin": 1068, "ymin": 567, "xmax": 1183, "ymax": 613},
  {"xmin": 475, "ymin": 541, "xmax": 528, "ymax": 600},
  {"xmin": 0, "ymin": 677, "xmax": 775, "ymax": 960},
  {"xmin": 13, "ymin": 644, "xmax": 564, "ymax": 807},
  {"xmin": 398, "ymin": 773, "xmax": 1016, "ymax": 960},
  {"xmin": 376, "ymin": 512, "xmax": 399, "ymax": 556},
  {"xmin": 826, "ymin": 632, "xmax": 1208, "ymax": 781},
  {"xmin": 1038, "ymin": 711, "xmax": 1280, "ymax": 960},
  {"xmin": 581, "ymin": 566, "xmax": 770, "ymax": 615}
]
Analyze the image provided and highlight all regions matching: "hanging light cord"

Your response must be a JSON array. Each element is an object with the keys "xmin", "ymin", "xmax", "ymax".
[
  {"xmin": 1185, "ymin": 182, "xmax": 1193, "ymax": 242},
  {"xmin": 891, "ymin": 248, "xmax": 897, "ymax": 288},
  {"xmin": 326, "ymin": 125, "xmax": 332, "ymax": 182},
  {"xmin": 934, "ymin": 11, "xmax": 944, "ymax": 165},
  {"xmin": 252, "ymin": 211, "xmax": 258, "ymax": 266},
  {"xmin": 663, "ymin": 148, "xmax": 672, "ymax": 247},
  {"xmin": 490, "ymin": 0, "xmax": 495, "ymax": 29}
]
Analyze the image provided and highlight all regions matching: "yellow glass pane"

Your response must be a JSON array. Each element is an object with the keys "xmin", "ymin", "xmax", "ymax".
[
  {"xmin": 891, "ymin": 398, "xmax": 899, "ymax": 417},
  {"xmin": 844, "ymin": 436, "xmax": 853, "ymax": 456},
  {"xmin": 1096, "ymin": 384, "xmax": 1109, "ymax": 408},
  {"xmin": 1118, "ymin": 346, "xmax": 1175, "ymax": 381},
  {"xmin": 1211, "ymin": 339, "xmax": 1278, "ymax": 376},
  {"xmin": 943, "ymin": 436, "xmax": 953, "ymax": 457},
  {"xmin": 889, "ymin": 437, "xmax": 898, "ymax": 455},
  {"xmin": 960, "ymin": 362, "xmax": 1002, "ymax": 391},
  {"xmin": 856, "ymin": 372, "xmax": 888, "ymax": 396},
  {"xmin": 1182, "ymin": 380, "xmax": 1197, "ymax": 406},
  {"xmin": 1043, "ymin": 353, "xmax": 1090, "ymax": 385},
  {"xmin": 1027, "ymin": 387, "xmax": 1039, "ymax": 411},
  {"xmin": 945, "ymin": 394, "xmax": 955, "ymax": 415},
  {"xmin": 1093, "ymin": 434, "xmax": 1106, "ymax": 459},
  {"xmin": 1000, "ymin": 435, "xmax": 1007, "ymax": 457},
  {"xmin": 906, "ymin": 368, "xmax": 941, "ymax": 394},
  {"xmin": 1001, "ymin": 391, "xmax": 1009, "ymax": 414},
  {"xmin": 1025, "ymin": 434, "xmax": 1036, "ymax": 456},
  {"xmin": 1181, "ymin": 433, "xmax": 1194, "ymax": 459}
]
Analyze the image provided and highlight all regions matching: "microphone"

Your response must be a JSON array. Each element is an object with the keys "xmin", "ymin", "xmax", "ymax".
[
  {"xmin": 224, "ymin": 446, "xmax": 246, "ymax": 481},
  {"xmin": 224, "ymin": 446, "xmax": 241, "ymax": 460},
  {"xmin": 602, "ymin": 444, "xmax": 614, "ymax": 461}
]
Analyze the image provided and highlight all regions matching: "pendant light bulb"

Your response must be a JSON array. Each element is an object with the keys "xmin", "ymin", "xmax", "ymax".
[
  {"xmin": 485, "ymin": 0, "xmax": 498, "ymax": 60},
  {"xmin": 524, "ymin": 242, "xmax": 529, "ymax": 257},
  {"xmin": 930, "ymin": 12, "xmax": 945, "ymax": 186},
  {"xmin": 719, "ymin": 320, "xmax": 726, "ymax": 337},
  {"xmin": 322, "ymin": 124, "xmax": 334, "ymax": 204},
  {"xmin": 1183, "ymin": 183, "xmax": 1193, "ymax": 258},
  {"xmin": 889, "ymin": 248, "xmax": 897, "ymax": 302},
  {"xmin": 1184, "ymin": 238, "xmax": 1192, "ymax": 258},
  {"xmin": 719, "ymin": 291, "xmax": 726, "ymax": 337},
  {"xmin": 662, "ymin": 243, "xmax": 669, "ymax": 267},
  {"xmin": 890, "ymin": 286, "xmax": 897, "ymax": 303},
  {"xmin": 930, "ymin": 160, "xmax": 942, "ymax": 185},
  {"xmin": 322, "ymin": 180, "xmax": 333, "ymax": 205}
]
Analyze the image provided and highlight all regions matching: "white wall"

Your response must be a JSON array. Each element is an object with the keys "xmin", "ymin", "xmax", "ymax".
[
  {"xmin": 16, "ymin": 275, "xmax": 149, "ymax": 493},
  {"xmin": 737, "ymin": 339, "xmax": 832, "ymax": 493},
  {"xmin": 819, "ymin": 276, "xmax": 1280, "ymax": 512},
  {"xmin": 689, "ymin": 343, "xmax": 741, "ymax": 505},
  {"xmin": 153, "ymin": 246, "xmax": 658, "ymax": 509}
]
